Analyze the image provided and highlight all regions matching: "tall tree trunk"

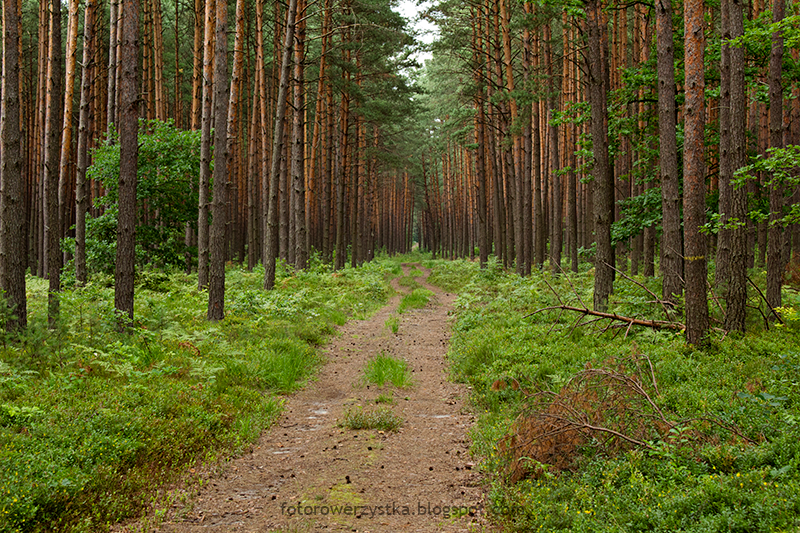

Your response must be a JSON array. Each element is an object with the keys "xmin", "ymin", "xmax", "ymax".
[
  {"xmin": 657, "ymin": 0, "xmax": 683, "ymax": 301},
  {"xmin": 107, "ymin": 0, "xmax": 118, "ymax": 128},
  {"xmin": 293, "ymin": 0, "xmax": 308, "ymax": 270},
  {"xmin": 264, "ymin": 0, "xmax": 297, "ymax": 289},
  {"xmin": 197, "ymin": 0, "xmax": 215, "ymax": 289},
  {"xmin": 716, "ymin": 0, "xmax": 732, "ymax": 286},
  {"xmin": 683, "ymin": 0, "xmax": 709, "ymax": 344},
  {"xmin": 474, "ymin": 8, "xmax": 489, "ymax": 267},
  {"xmin": 75, "ymin": 0, "xmax": 98, "ymax": 285},
  {"xmin": 190, "ymin": 0, "xmax": 203, "ymax": 129},
  {"xmin": 725, "ymin": 0, "xmax": 747, "ymax": 333},
  {"xmin": 1, "ymin": 0, "xmax": 28, "ymax": 331},
  {"xmin": 43, "ymin": 0, "xmax": 63, "ymax": 326},
  {"xmin": 766, "ymin": 0, "xmax": 785, "ymax": 311},
  {"xmin": 115, "ymin": 0, "xmax": 140, "ymax": 328},
  {"xmin": 208, "ymin": 0, "xmax": 229, "ymax": 321},
  {"xmin": 586, "ymin": 0, "xmax": 613, "ymax": 310},
  {"xmin": 59, "ymin": 0, "xmax": 80, "ymax": 262}
]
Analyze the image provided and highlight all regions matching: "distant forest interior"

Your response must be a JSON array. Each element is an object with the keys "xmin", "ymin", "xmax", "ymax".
[{"xmin": 0, "ymin": 0, "xmax": 799, "ymax": 334}]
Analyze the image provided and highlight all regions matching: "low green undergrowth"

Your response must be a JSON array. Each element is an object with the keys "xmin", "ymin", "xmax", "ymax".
[
  {"xmin": 362, "ymin": 353, "xmax": 413, "ymax": 389},
  {"xmin": 397, "ymin": 288, "xmax": 434, "ymax": 313},
  {"xmin": 339, "ymin": 405, "xmax": 403, "ymax": 432},
  {"xmin": 0, "ymin": 258, "xmax": 393, "ymax": 532},
  {"xmin": 429, "ymin": 258, "xmax": 800, "ymax": 533}
]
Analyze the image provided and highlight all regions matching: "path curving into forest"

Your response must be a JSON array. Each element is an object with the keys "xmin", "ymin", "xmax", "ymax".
[{"xmin": 132, "ymin": 264, "xmax": 487, "ymax": 532}]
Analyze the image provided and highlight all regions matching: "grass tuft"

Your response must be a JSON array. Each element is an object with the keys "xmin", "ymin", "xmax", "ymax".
[
  {"xmin": 384, "ymin": 314, "xmax": 399, "ymax": 335},
  {"xmin": 362, "ymin": 353, "xmax": 413, "ymax": 388},
  {"xmin": 398, "ymin": 288, "xmax": 434, "ymax": 313},
  {"xmin": 339, "ymin": 406, "xmax": 403, "ymax": 432}
]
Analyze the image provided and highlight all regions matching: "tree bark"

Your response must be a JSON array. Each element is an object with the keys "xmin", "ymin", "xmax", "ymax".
[
  {"xmin": 75, "ymin": 0, "xmax": 98, "ymax": 285},
  {"xmin": 115, "ymin": 0, "xmax": 140, "ymax": 328},
  {"xmin": 657, "ymin": 0, "xmax": 682, "ymax": 302},
  {"xmin": 292, "ymin": 0, "xmax": 308, "ymax": 270},
  {"xmin": 766, "ymin": 0, "xmax": 785, "ymax": 311},
  {"xmin": 1, "ymin": 0, "xmax": 28, "ymax": 331},
  {"xmin": 586, "ymin": 0, "xmax": 613, "ymax": 311},
  {"xmin": 107, "ymin": 0, "xmax": 119, "ymax": 129},
  {"xmin": 208, "ymin": 0, "xmax": 229, "ymax": 321},
  {"xmin": 197, "ymin": 0, "xmax": 215, "ymax": 289},
  {"xmin": 264, "ymin": 0, "xmax": 298, "ymax": 289},
  {"xmin": 716, "ymin": 0, "xmax": 732, "ymax": 286},
  {"xmin": 683, "ymin": 0, "xmax": 709, "ymax": 344},
  {"xmin": 43, "ymin": 0, "xmax": 63, "ymax": 326},
  {"xmin": 725, "ymin": 0, "xmax": 747, "ymax": 333}
]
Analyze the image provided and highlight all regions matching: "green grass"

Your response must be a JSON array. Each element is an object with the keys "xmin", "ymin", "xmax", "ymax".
[
  {"xmin": 339, "ymin": 406, "xmax": 403, "ymax": 432},
  {"xmin": 362, "ymin": 353, "xmax": 413, "ymax": 388},
  {"xmin": 407, "ymin": 267, "xmax": 424, "ymax": 278},
  {"xmin": 428, "ymin": 257, "xmax": 800, "ymax": 533},
  {"xmin": 0, "ymin": 259, "xmax": 393, "ymax": 532},
  {"xmin": 397, "ymin": 276, "xmax": 421, "ymax": 288},
  {"xmin": 375, "ymin": 392, "xmax": 394, "ymax": 404},
  {"xmin": 384, "ymin": 314, "xmax": 400, "ymax": 335},
  {"xmin": 397, "ymin": 288, "xmax": 434, "ymax": 313}
]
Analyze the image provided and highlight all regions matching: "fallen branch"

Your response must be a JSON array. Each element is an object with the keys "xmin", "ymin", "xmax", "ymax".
[{"xmin": 526, "ymin": 304, "xmax": 685, "ymax": 332}]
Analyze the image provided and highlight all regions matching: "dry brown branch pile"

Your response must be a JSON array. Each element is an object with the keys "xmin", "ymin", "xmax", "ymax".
[{"xmin": 498, "ymin": 355, "xmax": 677, "ymax": 482}]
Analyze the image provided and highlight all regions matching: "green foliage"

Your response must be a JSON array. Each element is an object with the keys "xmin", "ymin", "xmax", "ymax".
[
  {"xmin": 428, "ymin": 258, "xmax": 800, "ymax": 532},
  {"xmin": 385, "ymin": 314, "xmax": 400, "ymax": 335},
  {"xmin": 85, "ymin": 120, "xmax": 201, "ymax": 273},
  {"xmin": 0, "ymin": 262, "xmax": 391, "ymax": 532},
  {"xmin": 736, "ymin": 145, "xmax": 800, "ymax": 227},
  {"xmin": 397, "ymin": 288, "xmax": 434, "ymax": 313},
  {"xmin": 611, "ymin": 186, "xmax": 663, "ymax": 245},
  {"xmin": 339, "ymin": 405, "xmax": 403, "ymax": 432},
  {"xmin": 362, "ymin": 353, "xmax": 413, "ymax": 388}
]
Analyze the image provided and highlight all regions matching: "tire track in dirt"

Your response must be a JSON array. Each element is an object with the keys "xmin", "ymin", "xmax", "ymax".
[{"xmin": 141, "ymin": 264, "xmax": 487, "ymax": 532}]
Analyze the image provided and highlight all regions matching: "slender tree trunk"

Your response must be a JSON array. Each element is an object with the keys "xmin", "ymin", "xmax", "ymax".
[
  {"xmin": 766, "ymin": 0, "xmax": 785, "ymax": 311},
  {"xmin": 107, "ymin": 0, "xmax": 118, "ymax": 129},
  {"xmin": 474, "ymin": 9, "xmax": 489, "ymax": 267},
  {"xmin": 115, "ymin": 0, "xmax": 140, "ymax": 328},
  {"xmin": 264, "ymin": 0, "xmax": 297, "ymax": 289},
  {"xmin": 725, "ymin": 0, "xmax": 747, "ymax": 333},
  {"xmin": 75, "ymin": 0, "xmax": 97, "ymax": 285},
  {"xmin": 197, "ymin": 0, "xmax": 214, "ymax": 289},
  {"xmin": 586, "ymin": 0, "xmax": 613, "ymax": 310},
  {"xmin": 657, "ymin": 0, "xmax": 683, "ymax": 301},
  {"xmin": 190, "ymin": 0, "xmax": 203, "ymax": 129},
  {"xmin": 716, "ymin": 0, "xmax": 732, "ymax": 286},
  {"xmin": 293, "ymin": 0, "xmax": 308, "ymax": 270},
  {"xmin": 43, "ymin": 0, "xmax": 63, "ymax": 326},
  {"xmin": 59, "ymin": 0, "xmax": 80, "ymax": 263},
  {"xmin": 208, "ymin": 0, "xmax": 229, "ymax": 321},
  {"xmin": 1, "ymin": 0, "xmax": 28, "ymax": 331},
  {"xmin": 683, "ymin": 0, "xmax": 709, "ymax": 344}
]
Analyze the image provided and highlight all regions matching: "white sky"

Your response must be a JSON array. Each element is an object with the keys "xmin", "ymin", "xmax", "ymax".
[{"xmin": 394, "ymin": 0, "xmax": 437, "ymax": 64}]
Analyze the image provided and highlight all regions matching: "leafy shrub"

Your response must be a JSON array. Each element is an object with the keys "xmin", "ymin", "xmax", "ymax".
[{"xmin": 85, "ymin": 120, "xmax": 201, "ymax": 273}]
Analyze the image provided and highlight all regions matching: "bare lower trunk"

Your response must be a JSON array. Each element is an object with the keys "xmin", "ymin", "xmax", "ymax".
[
  {"xmin": 264, "ymin": 0, "xmax": 297, "ymax": 289},
  {"xmin": 1, "ymin": 0, "xmax": 28, "ymax": 330},
  {"xmin": 208, "ymin": 0, "xmax": 229, "ymax": 321}
]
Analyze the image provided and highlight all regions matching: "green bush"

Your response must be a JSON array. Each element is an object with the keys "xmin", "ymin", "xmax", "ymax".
[{"xmin": 84, "ymin": 120, "xmax": 201, "ymax": 273}]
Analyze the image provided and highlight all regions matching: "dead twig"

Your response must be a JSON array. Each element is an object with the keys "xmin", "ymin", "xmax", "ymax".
[
  {"xmin": 527, "ymin": 304, "xmax": 685, "ymax": 332},
  {"xmin": 605, "ymin": 262, "xmax": 675, "ymax": 322},
  {"xmin": 747, "ymin": 276, "xmax": 784, "ymax": 325}
]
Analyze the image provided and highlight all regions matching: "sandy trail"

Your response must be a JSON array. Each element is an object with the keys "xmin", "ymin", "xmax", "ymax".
[{"xmin": 136, "ymin": 264, "xmax": 485, "ymax": 532}]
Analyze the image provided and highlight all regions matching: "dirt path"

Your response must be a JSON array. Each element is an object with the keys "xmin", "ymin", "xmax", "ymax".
[{"xmin": 146, "ymin": 264, "xmax": 486, "ymax": 532}]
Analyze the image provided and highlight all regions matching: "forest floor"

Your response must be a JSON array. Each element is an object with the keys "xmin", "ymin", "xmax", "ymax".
[{"xmin": 119, "ymin": 263, "xmax": 490, "ymax": 533}]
